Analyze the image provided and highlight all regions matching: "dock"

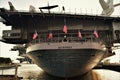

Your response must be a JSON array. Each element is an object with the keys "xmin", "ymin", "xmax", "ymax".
[
  {"xmin": 0, "ymin": 64, "xmax": 23, "ymax": 80},
  {"xmin": 94, "ymin": 63, "xmax": 120, "ymax": 72}
]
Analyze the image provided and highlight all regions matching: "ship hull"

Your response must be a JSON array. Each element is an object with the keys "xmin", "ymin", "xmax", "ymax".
[{"xmin": 26, "ymin": 42, "xmax": 106, "ymax": 77}]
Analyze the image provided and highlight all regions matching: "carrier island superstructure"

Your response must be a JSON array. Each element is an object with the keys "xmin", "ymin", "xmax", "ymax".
[{"xmin": 0, "ymin": 0, "xmax": 120, "ymax": 78}]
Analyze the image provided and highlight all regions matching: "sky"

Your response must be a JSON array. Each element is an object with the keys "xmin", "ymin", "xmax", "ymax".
[
  {"xmin": 0, "ymin": 0, "xmax": 120, "ymax": 15},
  {"xmin": 0, "ymin": 0, "xmax": 120, "ymax": 62}
]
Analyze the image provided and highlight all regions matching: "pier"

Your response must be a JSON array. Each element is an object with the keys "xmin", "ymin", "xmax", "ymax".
[
  {"xmin": 94, "ymin": 63, "xmax": 120, "ymax": 72},
  {"xmin": 0, "ymin": 64, "xmax": 23, "ymax": 80}
]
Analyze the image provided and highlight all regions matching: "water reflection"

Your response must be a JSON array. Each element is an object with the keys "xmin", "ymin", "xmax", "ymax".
[
  {"xmin": 17, "ymin": 64, "xmax": 94, "ymax": 80},
  {"xmin": 0, "ymin": 64, "xmax": 120, "ymax": 80},
  {"xmin": 93, "ymin": 69, "xmax": 120, "ymax": 80}
]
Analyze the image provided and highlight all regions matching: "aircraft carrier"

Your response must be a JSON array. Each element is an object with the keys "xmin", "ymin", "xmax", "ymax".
[{"xmin": 0, "ymin": 0, "xmax": 120, "ymax": 78}]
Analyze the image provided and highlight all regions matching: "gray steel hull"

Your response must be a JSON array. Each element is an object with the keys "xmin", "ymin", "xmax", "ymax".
[{"xmin": 26, "ymin": 42, "xmax": 106, "ymax": 77}]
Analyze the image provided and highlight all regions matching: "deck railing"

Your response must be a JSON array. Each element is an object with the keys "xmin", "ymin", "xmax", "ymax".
[{"xmin": 30, "ymin": 33, "xmax": 100, "ymax": 45}]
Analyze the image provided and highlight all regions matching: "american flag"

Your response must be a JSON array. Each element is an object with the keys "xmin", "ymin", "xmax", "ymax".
[
  {"xmin": 32, "ymin": 30, "xmax": 38, "ymax": 40},
  {"xmin": 63, "ymin": 25, "xmax": 67, "ymax": 34},
  {"xmin": 48, "ymin": 32, "xmax": 53, "ymax": 39},
  {"xmin": 94, "ymin": 30, "xmax": 99, "ymax": 38},
  {"xmin": 78, "ymin": 31, "xmax": 82, "ymax": 38}
]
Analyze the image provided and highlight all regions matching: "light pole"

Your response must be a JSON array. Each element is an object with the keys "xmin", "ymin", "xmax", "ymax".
[
  {"xmin": 0, "ymin": 24, "xmax": 1, "ymax": 57},
  {"xmin": 0, "ymin": 23, "xmax": 1, "ymax": 57}
]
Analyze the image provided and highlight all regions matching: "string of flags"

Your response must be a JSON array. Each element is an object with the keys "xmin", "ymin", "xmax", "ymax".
[
  {"xmin": 32, "ymin": 25, "xmax": 99, "ymax": 40},
  {"xmin": 32, "ymin": 18, "xmax": 99, "ymax": 40}
]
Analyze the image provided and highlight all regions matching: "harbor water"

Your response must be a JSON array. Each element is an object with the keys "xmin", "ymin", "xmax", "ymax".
[{"xmin": 0, "ymin": 64, "xmax": 120, "ymax": 80}]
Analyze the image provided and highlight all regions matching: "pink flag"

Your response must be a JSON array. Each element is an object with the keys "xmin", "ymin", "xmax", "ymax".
[
  {"xmin": 78, "ymin": 31, "xmax": 82, "ymax": 38},
  {"xmin": 32, "ymin": 30, "xmax": 38, "ymax": 40},
  {"xmin": 94, "ymin": 30, "xmax": 99, "ymax": 38},
  {"xmin": 63, "ymin": 25, "xmax": 67, "ymax": 34},
  {"xmin": 48, "ymin": 32, "xmax": 53, "ymax": 39}
]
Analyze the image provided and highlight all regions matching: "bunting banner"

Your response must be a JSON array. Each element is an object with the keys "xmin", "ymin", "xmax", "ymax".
[
  {"xmin": 63, "ymin": 25, "xmax": 67, "ymax": 34},
  {"xmin": 32, "ymin": 30, "xmax": 38, "ymax": 40},
  {"xmin": 48, "ymin": 32, "xmax": 53, "ymax": 39},
  {"xmin": 94, "ymin": 30, "xmax": 99, "ymax": 38},
  {"xmin": 78, "ymin": 31, "xmax": 82, "ymax": 38}
]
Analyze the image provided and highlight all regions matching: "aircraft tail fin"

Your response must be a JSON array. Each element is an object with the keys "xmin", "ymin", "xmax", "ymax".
[
  {"xmin": 99, "ymin": 0, "xmax": 114, "ymax": 16},
  {"xmin": 29, "ymin": 5, "xmax": 36, "ymax": 13},
  {"xmin": 8, "ymin": 1, "xmax": 16, "ymax": 11},
  {"xmin": 99, "ymin": 0, "xmax": 109, "ymax": 10},
  {"xmin": 107, "ymin": 0, "xmax": 113, "ymax": 6}
]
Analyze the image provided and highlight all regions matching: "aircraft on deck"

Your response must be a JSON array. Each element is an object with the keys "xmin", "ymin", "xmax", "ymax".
[{"xmin": 100, "ymin": 0, "xmax": 120, "ymax": 16}]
